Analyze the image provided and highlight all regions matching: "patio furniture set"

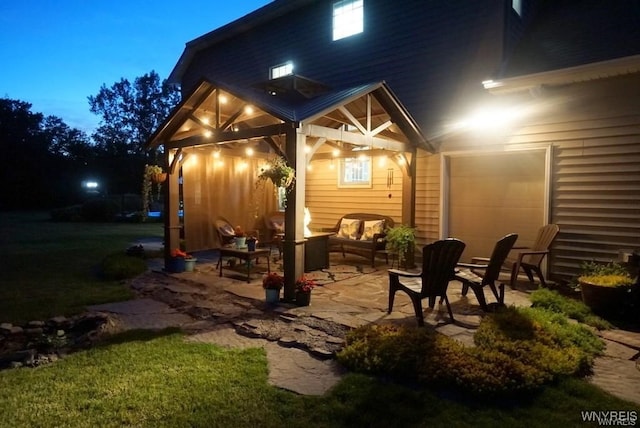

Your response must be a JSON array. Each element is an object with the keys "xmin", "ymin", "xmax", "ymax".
[{"xmin": 214, "ymin": 214, "xmax": 559, "ymax": 325}]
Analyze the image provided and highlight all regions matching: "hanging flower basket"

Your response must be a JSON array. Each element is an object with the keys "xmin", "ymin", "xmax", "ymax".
[
  {"xmin": 256, "ymin": 156, "xmax": 295, "ymax": 189},
  {"xmin": 151, "ymin": 172, "xmax": 167, "ymax": 183}
]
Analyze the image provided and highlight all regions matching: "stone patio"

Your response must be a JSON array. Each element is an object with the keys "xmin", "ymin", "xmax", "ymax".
[{"xmin": 89, "ymin": 251, "xmax": 640, "ymax": 403}]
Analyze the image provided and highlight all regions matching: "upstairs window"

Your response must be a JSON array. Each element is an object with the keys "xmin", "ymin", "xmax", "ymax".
[
  {"xmin": 512, "ymin": 0, "xmax": 523, "ymax": 17},
  {"xmin": 270, "ymin": 61, "xmax": 293, "ymax": 79},
  {"xmin": 332, "ymin": 0, "xmax": 364, "ymax": 41}
]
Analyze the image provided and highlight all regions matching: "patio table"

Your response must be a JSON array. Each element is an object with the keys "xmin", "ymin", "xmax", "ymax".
[{"xmin": 218, "ymin": 247, "xmax": 270, "ymax": 283}]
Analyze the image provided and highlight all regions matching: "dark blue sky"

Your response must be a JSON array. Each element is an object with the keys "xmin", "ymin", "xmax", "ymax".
[{"xmin": 0, "ymin": 1, "xmax": 272, "ymax": 134}]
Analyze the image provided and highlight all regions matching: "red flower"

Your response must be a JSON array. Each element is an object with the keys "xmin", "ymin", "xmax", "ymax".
[
  {"xmin": 263, "ymin": 272, "xmax": 284, "ymax": 290},
  {"xmin": 295, "ymin": 276, "xmax": 316, "ymax": 293}
]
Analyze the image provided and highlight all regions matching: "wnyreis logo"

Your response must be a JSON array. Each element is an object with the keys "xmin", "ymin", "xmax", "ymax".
[{"xmin": 581, "ymin": 411, "xmax": 637, "ymax": 426}]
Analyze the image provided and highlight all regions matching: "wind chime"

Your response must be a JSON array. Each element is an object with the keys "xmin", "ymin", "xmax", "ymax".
[{"xmin": 387, "ymin": 168, "xmax": 393, "ymax": 198}]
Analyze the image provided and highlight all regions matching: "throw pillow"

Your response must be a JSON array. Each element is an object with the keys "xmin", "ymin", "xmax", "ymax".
[
  {"xmin": 338, "ymin": 218, "xmax": 361, "ymax": 240},
  {"xmin": 360, "ymin": 219, "xmax": 385, "ymax": 241}
]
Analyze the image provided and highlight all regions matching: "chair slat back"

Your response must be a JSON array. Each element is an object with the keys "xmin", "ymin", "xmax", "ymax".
[
  {"xmin": 483, "ymin": 233, "xmax": 518, "ymax": 285},
  {"xmin": 525, "ymin": 224, "xmax": 559, "ymax": 265},
  {"xmin": 421, "ymin": 239, "xmax": 466, "ymax": 296}
]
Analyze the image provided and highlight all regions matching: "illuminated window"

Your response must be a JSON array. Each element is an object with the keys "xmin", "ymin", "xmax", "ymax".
[
  {"xmin": 512, "ymin": 0, "xmax": 522, "ymax": 16},
  {"xmin": 332, "ymin": 0, "xmax": 363, "ymax": 41},
  {"xmin": 270, "ymin": 61, "xmax": 293, "ymax": 79},
  {"xmin": 338, "ymin": 156, "xmax": 371, "ymax": 187}
]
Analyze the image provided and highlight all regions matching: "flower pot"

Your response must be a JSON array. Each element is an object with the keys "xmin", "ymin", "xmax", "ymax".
[
  {"xmin": 247, "ymin": 238, "xmax": 257, "ymax": 251},
  {"xmin": 580, "ymin": 280, "xmax": 630, "ymax": 317},
  {"xmin": 235, "ymin": 237, "xmax": 247, "ymax": 249},
  {"xmin": 184, "ymin": 257, "xmax": 197, "ymax": 272},
  {"xmin": 265, "ymin": 288, "xmax": 280, "ymax": 304},
  {"xmin": 295, "ymin": 291, "xmax": 311, "ymax": 307},
  {"xmin": 151, "ymin": 172, "xmax": 167, "ymax": 183},
  {"xmin": 166, "ymin": 257, "xmax": 186, "ymax": 273}
]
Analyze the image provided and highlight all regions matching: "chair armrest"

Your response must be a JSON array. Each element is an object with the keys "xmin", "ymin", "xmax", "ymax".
[
  {"xmin": 457, "ymin": 262, "xmax": 489, "ymax": 269},
  {"xmin": 471, "ymin": 256, "xmax": 490, "ymax": 263},
  {"xmin": 388, "ymin": 269, "xmax": 421, "ymax": 278},
  {"xmin": 320, "ymin": 227, "xmax": 337, "ymax": 233}
]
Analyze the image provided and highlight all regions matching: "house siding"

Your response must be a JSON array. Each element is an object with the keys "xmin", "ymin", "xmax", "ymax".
[{"xmin": 181, "ymin": 0, "xmax": 507, "ymax": 137}]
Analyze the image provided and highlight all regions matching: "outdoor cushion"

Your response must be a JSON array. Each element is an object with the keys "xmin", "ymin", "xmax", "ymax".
[
  {"xmin": 219, "ymin": 223, "xmax": 235, "ymax": 237},
  {"xmin": 360, "ymin": 219, "xmax": 385, "ymax": 241},
  {"xmin": 338, "ymin": 218, "xmax": 361, "ymax": 240}
]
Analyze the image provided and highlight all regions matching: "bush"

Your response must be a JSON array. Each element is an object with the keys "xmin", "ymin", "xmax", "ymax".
[
  {"xmin": 530, "ymin": 288, "xmax": 613, "ymax": 330},
  {"xmin": 100, "ymin": 252, "xmax": 148, "ymax": 280},
  {"xmin": 337, "ymin": 306, "xmax": 605, "ymax": 397},
  {"xmin": 81, "ymin": 198, "xmax": 119, "ymax": 222}
]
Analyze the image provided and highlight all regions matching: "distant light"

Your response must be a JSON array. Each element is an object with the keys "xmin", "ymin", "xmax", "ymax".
[
  {"xmin": 219, "ymin": 95, "xmax": 228, "ymax": 104},
  {"xmin": 304, "ymin": 145, "xmax": 311, "ymax": 153},
  {"xmin": 332, "ymin": 148, "xmax": 340, "ymax": 157},
  {"xmin": 245, "ymin": 147, "xmax": 254, "ymax": 156},
  {"xmin": 82, "ymin": 180, "xmax": 99, "ymax": 189},
  {"xmin": 244, "ymin": 106, "xmax": 254, "ymax": 114}
]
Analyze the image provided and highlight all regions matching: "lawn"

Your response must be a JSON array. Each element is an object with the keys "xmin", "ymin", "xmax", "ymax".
[
  {"xmin": 0, "ymin": 211, "xmax": 638, "ymax": 427},
  {"xmin": 0, "ymin": 211, "xmax": 163, "ymax": 323}
]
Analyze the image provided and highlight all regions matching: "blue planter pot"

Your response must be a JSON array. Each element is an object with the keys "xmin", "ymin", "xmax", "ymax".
[
  {"xmin": 166, "ymin": 257, "xmax": 186, "ymax": 273},
  {"xmin": 265, "ymin": 288, "xmax": 280, "ymax": 304}
]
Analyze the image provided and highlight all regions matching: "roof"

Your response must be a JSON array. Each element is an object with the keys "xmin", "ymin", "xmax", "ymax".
[
  {"xmin": 501, "ymin": 0, "xmax": 640, "ymax": 78},
  {"xmin": 169, "ymin": 0, "xmax": 311, "ymax": 83},
  {"xmin": 147, "ymin": 77, "xmax": 433, "ymax": 152}
]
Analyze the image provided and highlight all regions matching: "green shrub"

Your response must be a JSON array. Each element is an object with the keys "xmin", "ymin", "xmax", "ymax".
[
  {"xmin": 82, "ymin": 198, "xmax": 119, "ymax": 222},
  {"xmin": 337, "ymin": 306, "xmax": 605, "ymax": 397},
  {"xmin": 530, "ymin": 288, "xmax": 613, "ymax": 330},
  {"xmin": 100, "ymin": 252, "xmax": 148, "ymax": 280}
]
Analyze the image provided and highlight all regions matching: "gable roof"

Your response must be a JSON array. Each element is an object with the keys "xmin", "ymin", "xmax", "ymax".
[{"xmin": 147, "ymin": 77, "xmax": 433, "ymax": 152}]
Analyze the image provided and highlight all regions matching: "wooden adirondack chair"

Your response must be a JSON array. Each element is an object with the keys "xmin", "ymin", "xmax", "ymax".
[
  {"xmin": 507, "ymin": 224, "xmax": 559, "ymax": 289},
  {"xmin": 455, "ymin": 233, "xmax": 518, "ymax": 311},
  {"xmin": 388, "ymin": 239, "xmax": 466, "ymax": 326}
]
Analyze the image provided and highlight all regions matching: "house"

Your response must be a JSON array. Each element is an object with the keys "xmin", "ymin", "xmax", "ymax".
[{"xmin": 147, "ymin": 0, "xmax": 640, "ymax": 293}]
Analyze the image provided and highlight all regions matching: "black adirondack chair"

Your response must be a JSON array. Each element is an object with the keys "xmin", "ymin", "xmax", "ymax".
[
  {"xmin": 388, "ymin": 238, "xmax": 466, "ymax": 326},
  {"xmin": 455, "ymin": 233, "xmax": 518, "ymax": 311}
]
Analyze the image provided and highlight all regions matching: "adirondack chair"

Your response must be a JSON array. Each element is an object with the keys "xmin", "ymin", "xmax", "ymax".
[
  {"xmin": 455, "ymin": 233, "xmax": 518, "ymax": 311},
  {"xmin": 507, "ymin": 224, "xmax": 559, "ymax": 289},
  {"xmin": 388, "ymin": 239, "xmax": 466, "ymax": 326},
  {"xmin": 471, "ymin": 224, "xmax": 559, "ymax": 289}
]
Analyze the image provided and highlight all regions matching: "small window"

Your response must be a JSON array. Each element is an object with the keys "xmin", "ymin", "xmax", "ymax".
[
  {"xmin": 332, "ymin": 0, "xmax": 364, "ymax": 41},
  {"xmin": 338, "ymin": 156, "xmax": 371, "ymax": 188},
  {"xmin": 270, "ymin": 61, "xmax": 293, "ymax": 79}
]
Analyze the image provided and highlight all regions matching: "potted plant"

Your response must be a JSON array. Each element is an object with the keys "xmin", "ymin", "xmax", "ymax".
[
  {"xmin": 142, "ymin": 164, "xmax": 166, "ymax": 221},
  {"xmin": 385, "ymin": 224, "xmax": 416, "ymax": 269},
  {"xmin": 262, "ymin": 272, "xmax": 284, "ymax": 304},
  {"xmin": 167, "ymin": 248, "xmax": 189, "ymax": 273},
  {"xmin": 294, "ymin": 275, "xmax": 316, "ymax": 306},
  {"xmin": 256, "ymin": 156, "xmax": 295, "ymax": 207},
  {"xmin": 578, "ymin": 261, "xmax": 635, "ymax": 317},
  {"xmin": 234, "ymin": 225, "xmax": 247, "ymax": 249}
]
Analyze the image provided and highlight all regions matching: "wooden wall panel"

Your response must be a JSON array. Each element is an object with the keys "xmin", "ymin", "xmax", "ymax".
[{"xmin": 305, "ymin": 157, "xmax": 403, "ymax": 231}]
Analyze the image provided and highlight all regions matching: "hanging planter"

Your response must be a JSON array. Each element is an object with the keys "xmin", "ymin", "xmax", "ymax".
[
  {"xmin": 142, "ymin": 164, "xmax": 165, "ymax": 221},
  {"xmin": 255, "ymin": 156, "xmax": 295, "ymax": 208},
  {"xmin": 151, "ymin": 172, "xmax": 167, "ymax": 183}
]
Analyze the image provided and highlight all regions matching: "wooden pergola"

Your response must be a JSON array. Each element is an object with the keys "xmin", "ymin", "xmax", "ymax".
[{"xmin": 146, "ymin": 76, "xmax": 432, "ymax": 300}]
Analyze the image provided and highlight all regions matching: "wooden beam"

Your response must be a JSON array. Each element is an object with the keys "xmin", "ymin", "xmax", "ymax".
[
  {"xmin": 165, "ymin": 124, "xmax": 287, "ymax": 150},
  {"xmin": 302, "ymin": 124, "xmax": 406, "ymax": 152}
]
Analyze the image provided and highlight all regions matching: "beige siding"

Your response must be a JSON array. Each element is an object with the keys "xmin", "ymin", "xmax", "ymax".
[
  {"xmin": 415, "ymin": 151, "xmax": 441, "ymax": 247},
  {"xmin": 306, "ymin": 157, "xmax": 403, "ymax": 231}
]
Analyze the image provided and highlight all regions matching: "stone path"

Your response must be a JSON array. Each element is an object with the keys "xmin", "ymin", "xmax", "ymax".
[{"xmin": 87, "ymin": 256, "xmax": 640, "ymax": 404}]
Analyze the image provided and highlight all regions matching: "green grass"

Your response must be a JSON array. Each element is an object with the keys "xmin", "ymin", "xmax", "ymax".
[
  {"xmin": 0, "ymin": 211, "xmax": 163, "ymax": 323},
  {"xmin": 0, "ymin": 212, "xmax": 638, "ymax": 426},
  {"xmin": 0, "ymin": 329, "xmax": 637, "ymax": 428}
]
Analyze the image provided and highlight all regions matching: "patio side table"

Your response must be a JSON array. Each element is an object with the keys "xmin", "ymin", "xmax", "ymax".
[{"xmin": 218, "ymin": 247, "xmax": 270, "ymax": 283}]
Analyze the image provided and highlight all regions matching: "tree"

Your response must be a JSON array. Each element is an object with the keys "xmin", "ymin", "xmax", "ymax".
[
  {"xmin": 88, "ymin": 70, "xmax": 180, "ymax": 159},
  {"xmin": 0, "ymin": 98, "xmax": 94, "ymax": 209}
]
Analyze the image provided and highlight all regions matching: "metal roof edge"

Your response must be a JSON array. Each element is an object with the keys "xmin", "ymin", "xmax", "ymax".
[{"xmin": 485, "ymin": 54, "xmax": 640, "ymax": 95}]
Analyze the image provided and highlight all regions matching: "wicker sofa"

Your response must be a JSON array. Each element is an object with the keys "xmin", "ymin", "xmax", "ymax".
[{"xmin": 324, "ymin": 213, "xmax": 395, "ymax": 267}]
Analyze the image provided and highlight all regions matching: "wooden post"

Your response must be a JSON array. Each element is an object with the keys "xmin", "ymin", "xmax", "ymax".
[
  {"xmin": 164, "ymin": 149, "xmax": 182, "ymax": 268},
  {"xmin": 282, "ymin": 126, "xmax": 306, "ymax": 302}
]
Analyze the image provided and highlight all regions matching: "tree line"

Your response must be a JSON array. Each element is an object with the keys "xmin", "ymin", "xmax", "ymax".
[{"xmin": 0, "ymin": 71, "xmax": 180, "ymax": 211}]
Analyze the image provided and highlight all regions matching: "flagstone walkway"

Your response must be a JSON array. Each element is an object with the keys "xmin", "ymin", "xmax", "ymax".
[{"xmin": 89, "ymin": 254, "xmax": 640, "ymax": 404}]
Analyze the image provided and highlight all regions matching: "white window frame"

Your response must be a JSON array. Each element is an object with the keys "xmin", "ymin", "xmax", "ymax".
[
  {"xmin": 270, "ymin": 61, "xmax": 293, "ymax": 80},
  {"xmin": 338, "ymin": 156, "xmax": 372, "ymax": 188},
  {"xmin": 332, "ymin": 0, "xmax": 364, "ymax": 41}
]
